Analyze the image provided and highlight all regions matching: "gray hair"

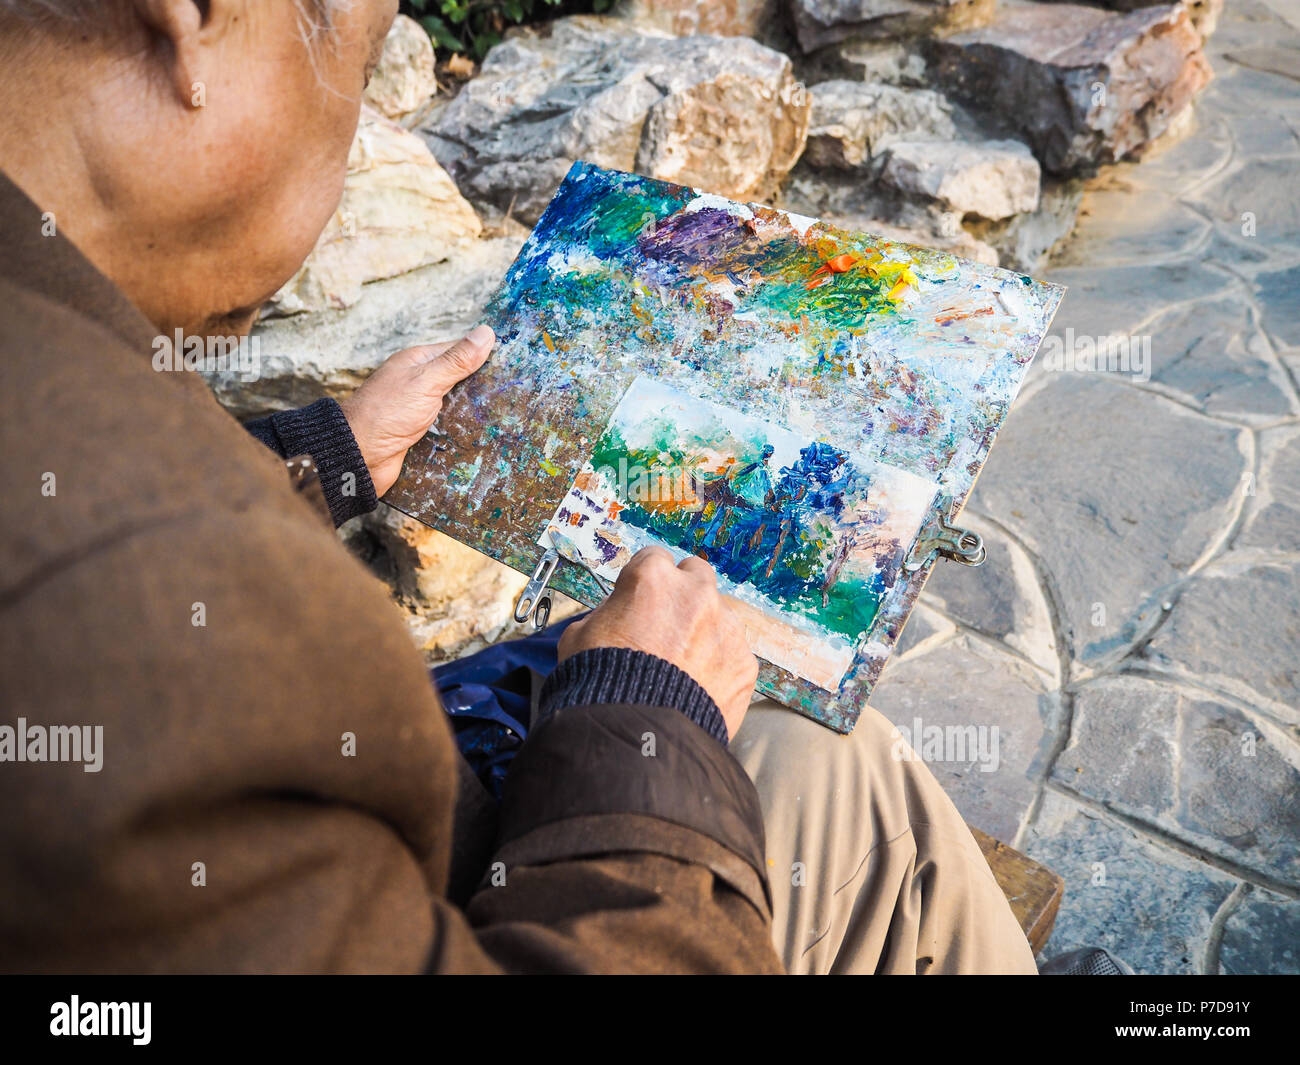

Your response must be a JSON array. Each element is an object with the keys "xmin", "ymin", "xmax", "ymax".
[
  {"xmin": 0, "ymin": 1, "xmax": 350, "ymax": 43},
  {"xmin": 291, "ymin": 0, "xmax": 354, "ymax": 44}
]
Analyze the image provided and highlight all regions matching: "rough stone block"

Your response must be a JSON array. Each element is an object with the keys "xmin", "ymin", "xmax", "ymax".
[{"xmin": 926, "ymin": 1, "xmax": 1213, "ymax": 174}]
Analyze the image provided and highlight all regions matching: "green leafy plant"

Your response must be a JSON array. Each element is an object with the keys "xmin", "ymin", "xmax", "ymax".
[{"xmin": 402, "ymin": 0, "xmax": 614, "ymax": 61}]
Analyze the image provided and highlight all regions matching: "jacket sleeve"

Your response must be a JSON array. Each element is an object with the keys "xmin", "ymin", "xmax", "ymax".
[
  {"xmin": 244, "ymin": 398, "xmax": 378, "ymax": 526},
  {"xmin": 0, "ymin": 495, "xmax": 781, "ymax": 974},
  {"xmin": 437, "ymin": 665, "xmax": 782, "ymax": 974}
]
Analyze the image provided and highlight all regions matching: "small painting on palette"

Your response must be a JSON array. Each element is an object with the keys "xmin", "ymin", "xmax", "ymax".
[
  {"xmin": 385, "ymin": 161, "xmax": 1064, "ymax": 732},
  {"xmin": 541, "ymin": 377, "xmax": 937, "ymax": 691}
]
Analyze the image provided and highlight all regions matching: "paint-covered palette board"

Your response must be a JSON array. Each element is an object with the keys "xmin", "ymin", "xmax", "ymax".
[{"xmin": 387, "ymin": 161, "xmax": 1064, "ymax": 732}]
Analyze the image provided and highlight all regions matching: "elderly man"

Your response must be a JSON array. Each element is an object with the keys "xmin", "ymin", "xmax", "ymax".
[{"xmin": 0, "ymin": 0, "xmax": 1037, "ymax": 973}]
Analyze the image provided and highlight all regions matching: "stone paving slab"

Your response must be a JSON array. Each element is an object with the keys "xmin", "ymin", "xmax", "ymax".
[
  {"xmin": 869, "ymin": 634, "xmax": 1061, "ymax": 843},
  {"xmin": 892, "ymin": 601, "xmax": 957, "ymax": 661},
  {"xmin": 1144, "ymin": 295, "xmax": 1297, "ymax": 423},
  {"xmin": 1054, "ymin": 675, "xmax": 1300, "ymax": 889},
  {"xmin": 1140, "ymin": 558, "xmax": 1300, "ymax": 720},
  {"xmin": 1023, "ymin": 791, "xmax": 1239, "ymax": 975},
  {"xmin": 1237, "ymin": 424, "xmax": 1300, "ymax": 551},
  {"xmin": 971, "ymin": 375, "xmax": 1250, "ymax": 670},
  {"xmin": 1185, "ymin": 156, "xmax": 1300, "ymax": 256},
  {"xmin": 1116, "ymin": 111, "xmax": 1236, "ymax": 200},
  {"xmin": 1050, "ymin": 172, "xmax": 1213, "ymax": 269},
  {"xmin": 1026, "ymin": 258, "xmax": 1228, "ymax": 348},
  {"xmin": 1219, "ymin": 886, "xmax": 1300, "ymax": 974},
  {"xmin": 908, "ymin": 0, "xmax": 1300, "ymax": 971},
  {"xmin": 920, "ymin": 510, "xmax": 1060, "ymax": 682},
  {"xmin": 1254, "ymin": 263, "xmax": 1300, "ymax": 347}
]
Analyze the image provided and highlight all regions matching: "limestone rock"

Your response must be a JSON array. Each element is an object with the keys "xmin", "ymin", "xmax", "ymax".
[
  {"xmin": 797, "ymin": 80, "xmax": 1044, "ymax": 251},
  {"xmin": 423, "ymin": 16, "xmax": 809, "ymax": 224},
  {"xmin": 211, "ymin": 234, "xmax": 525, "ymax": 418},
  {"xmin": 880, "ymin": 138, "xmax": 1041, "ymax": 220},
  {"xmin": 355, "ymin": 506, "xmax": 525, "ymax": 661},
  {"xmin": 803, "ymin": 80, "xmax": 956, "ymax": 168},
  {"xmin": 1038, "ymin": 0, "xmax": 1224, "ymax": 42},
  {"xmin": 780, "ymin": 166, "xmax": 1001, "ymax": 264},
  {"xmin": 1185, "ymin": 0, "xmax": 1224, "ymax": 40},
  {"xmin": 615, "ymin": 0, "xmax": 778, "ymax": 37},
  {"xmin": 362, "ymin": 14, "xmax": 439, "ymax": 122},
  {"xmin": 1055, "ymin": 675, "xmax": 1300, "ymax": 887},
  {"xmin": 267, "ymin": 107, "xmax": 482, "ymax": 317},
  {"xmin": 967, "ymin": 176, "xmax": 1084, "ymax": 273},
  {"xmin": 1124, "ymin": 98, "xmax": 1198, "ymax": 161},
  {"xmin": 359, "ymin": 504, "xmax": 524, "ymax": 611},
  {"xmin": 925, "ymin": 1, "xmax": 1214, "ymax": 174},
  {"xmin": 790, "ymin": 0, "xmax": 996, "ymax": 53},
  {"xmin": 809, "ymin": 37, "xmax": 930, "ymax": 85},
  {"xmin": 857, "ymin": 211, "xmax": 999, "ymax": 264},
  {"xmin": 344, "ymin": 505, "xmax": 585, "ymax": 665}
]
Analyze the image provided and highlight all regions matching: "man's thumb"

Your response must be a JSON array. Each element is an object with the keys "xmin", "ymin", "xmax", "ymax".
[{"xmin": 420, "ymin": 323, "xmax": 495, "ymax": 392}]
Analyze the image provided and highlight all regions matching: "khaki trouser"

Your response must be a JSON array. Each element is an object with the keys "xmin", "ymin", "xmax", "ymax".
[{"xmin": 731, "ymin": 698, "xmax": 1038, "ymax": 975}]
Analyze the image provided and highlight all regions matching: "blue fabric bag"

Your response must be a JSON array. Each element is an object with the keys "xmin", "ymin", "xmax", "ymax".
[{"xmin": 432, "ymin": 614, "xmax": 583, "ymax": 798}]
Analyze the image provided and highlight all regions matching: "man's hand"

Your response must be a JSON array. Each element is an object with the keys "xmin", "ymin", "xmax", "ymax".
[
  {"xmin": 559, "ymin": 547, "xmax": 759, "ymax": 739},
  {"xmin": 338, "ymin": 324, "xmax": 494, "ymax": 497}
]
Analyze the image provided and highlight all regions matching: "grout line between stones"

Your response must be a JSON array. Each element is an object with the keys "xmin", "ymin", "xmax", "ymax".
[
  {"xmin": 1045, "ymin": 780, "xmax": 1300, "ymax": 902},
  {"xmin": 965, "ymin": 508, "xmax": 1080, "ymax": 849},
  {"xmin": 1204, "ymin": 882, "xmax": 1250, "ymax": 975}
]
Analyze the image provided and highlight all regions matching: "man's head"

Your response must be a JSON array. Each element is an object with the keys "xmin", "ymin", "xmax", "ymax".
[{"xmin": 0, "ymin": 0, "xmax": 399, "ymax": 338}]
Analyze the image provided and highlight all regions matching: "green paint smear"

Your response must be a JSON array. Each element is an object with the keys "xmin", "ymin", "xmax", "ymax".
[
  {"xmin": 741, "ymin": 270, "xmax": 905, "ymax": 331},
  {"xmin": 588, "ymin": 423, "xmax": 883, "ymax": 641}
]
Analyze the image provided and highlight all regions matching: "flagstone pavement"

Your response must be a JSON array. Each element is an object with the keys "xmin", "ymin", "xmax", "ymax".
[{"xmin": 866, "ymin": 0, "xmax": 1300, "ymax": 974}]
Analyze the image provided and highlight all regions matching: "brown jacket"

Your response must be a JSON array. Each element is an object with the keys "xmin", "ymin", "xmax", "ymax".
[{"xmin": 0, "ymin": 172, "xmax": 782, "ymax": 974}]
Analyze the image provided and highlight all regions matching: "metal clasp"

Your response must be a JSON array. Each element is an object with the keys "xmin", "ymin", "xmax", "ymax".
[
  {"xmin": 904, "ymin": 494, "xmax": 986, "ymax": 573},
  {"xmin": 513, "ymin": 548, "xmax": 559, "ymax": 631}
]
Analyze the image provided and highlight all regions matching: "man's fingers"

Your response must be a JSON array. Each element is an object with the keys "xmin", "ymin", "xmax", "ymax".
[
  {"xmin": 621, "ymin": 546, "xmax": 676, "ymax": 584},
  {"xmin": 556, "ymin": 615, "xmax": 587, "ymax": 659},
  {"xmin": 396, "ymin": 340, "xmax": 456, "ymax": 365},
  {"xmin": 676, "ymin": 555, "xmax": 716, "ymax": 585},
  {"xmin": 416, "ymin": 324, "xmax": 495, "ymax": 395}
]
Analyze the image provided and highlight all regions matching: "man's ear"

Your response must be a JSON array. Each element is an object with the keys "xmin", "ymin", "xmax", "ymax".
[{"xmin": 131, "ymin": 0, "xmax": 208, "ymax": 109}]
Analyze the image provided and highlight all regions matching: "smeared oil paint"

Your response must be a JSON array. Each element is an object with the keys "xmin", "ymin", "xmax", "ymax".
[
  {"xmin": 542, "ymin": 378, "xmax": 937, "ymax": 691},
  {"xmin": 386, "ymin": 162, "xmax": 1064, "ymax": 732}
]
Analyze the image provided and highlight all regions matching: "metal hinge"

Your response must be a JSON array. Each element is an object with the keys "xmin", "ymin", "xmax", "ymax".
[
  {"xmin": 514, "ymin": 548, "xmax": 560, "ymax": 632},
  {"xmin": 904, "ymin": 494, "xmax": 986, "ymax": 573},
  {"xmin": 513, "ymin": 531, "xmax": 617, "ymax": 631}
]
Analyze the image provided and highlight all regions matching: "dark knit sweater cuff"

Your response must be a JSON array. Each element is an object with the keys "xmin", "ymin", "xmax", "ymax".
[
  {"xmin": 249, "ymin": 398, "xmax": 378, "ymax": 527},
  {"xmin": 538, "ymin": 647, "xmax": 730, "ymax": 746}
]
